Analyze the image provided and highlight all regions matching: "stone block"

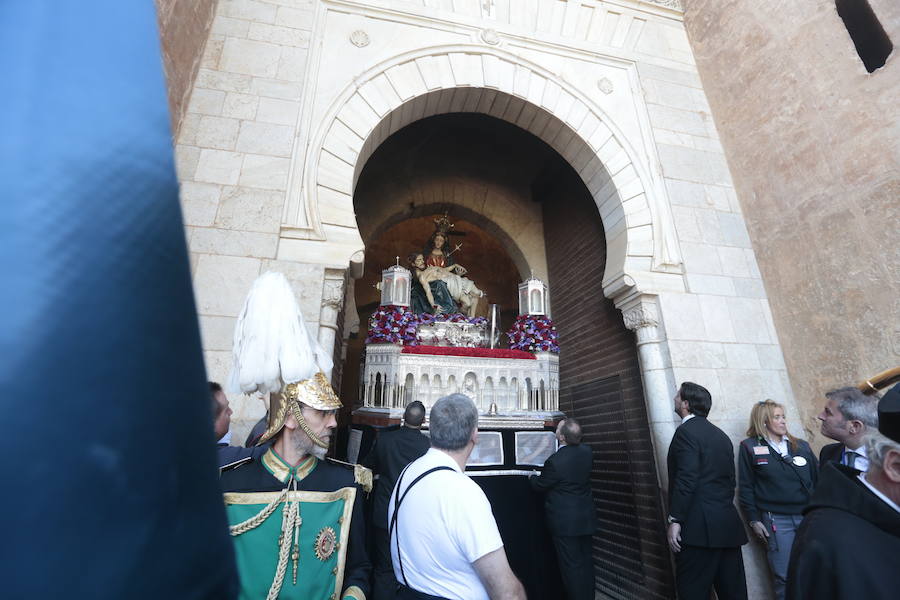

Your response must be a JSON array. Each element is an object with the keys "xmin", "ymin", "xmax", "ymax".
[
  {"xmin": 648, "ymin": 104, "xmax": 710, "ymax": 137},
  {"xmin": 668, "ymin": 340, "xmax": 727, "ymax": 369},
  {"xmin": 249, "ymin": 22, "xmax": 310, "ymax": 47},
  {"xmin": 695, "ymin": 208, "xmax": 724, "ymax": 245},
  {"xmin": 203, "ymin": 350, "xmax": 233, "ymax": 392},
  {"xmin": 201, "ymin": 37, "xmax": 224, "ymax": 70},
  {"xmin": 657, "ymin": 144, "xmax": 732, "ymax": 186},
  {"xmin": 317, "ymin": 186, "xmax": 356, "ymax": 228},
  {"xmin": 187, "ymin": 87, "xmax": 226, "ymax": 116},
  {"xmin": 215, "ymin": 186, "xmax": 284, "ymax": 233},
  {"xmin": 718, "ymin": 246, "xmax": 751, "ymax": 277},
  {"xmin": 220, "ymin": 37, "xmax": 281, "ymax": 78},
  {"xmin": 698, "ymin": 294, "xmax": 737, "ymax": 343},
  {"xmin": 196, "ymin": 115, "xmax": 241, "ymax": 150},
  {"xmin": 177, "ymin": 113, "xmax": 202, "ymax": 145},
  {"xmin": 276, "ymin": 45, "xmax": 308, "ymax": 82},
  {"xmin": 250, "ymin": 77, "xmax": 302, "ymax": 100},
  {"xmin": 672, "ymin": 206, "xmax": 701, "ymax": 242},
  {"xmin": 718, "ymin": 212, "xmax": 753, "ymax": 248},
  {"xmin": 223, "ymin": 92, "xmax": 259, "ymax": 119},
  {"xmin": 724, "ymin": 343, "xmax": 761, "ymax": 370},
  {"xmin": 687, "ymin": 273, "xmax": 736, "ymax": 296},
  {"xmin": 219, "ymin": 0, "xmax": 277, "ymax": 24},
  {"xmin": 317, "ymin": 150, "xmax": 353, "ymax": 195},
  {"xmin": 199, "ymin": 315, "xmax": 238, "ymax": 351},
  {"xmin": 193, "ymin": 254, "xmax": 261, "ymax": 316},
  {"xmin": 727, "ymin": 297, "xmax": 772, "ymax": 344},
  {"xmin": 190, "ymin": 227, "xmax": 279, "ymax": 259},
  {"xmin": 195, "ymin": 148, "xmax": 244, "ymax": 185},
  {"xmin": 211, "ymin": 15, "xmax": 251, "ymax": 38},
  {"xmin": 175, "ymin": 145, "xmax": 201, "ymax": 181},
  {"xmin": 239, "ymin": 154, "xmax": 291, "ymax": 191},
  {"xmin": 275, "ymin": 5, "xmax": 315, "ymax": 30},
  {"xmin": 196, "ymin": 68, "xmax": 254, "ymax": 93},
  {"xmin": 681, "ymin": 242, "xmax": 723, "ymax": 275},
  {"xmin": 756, "ymin": 344, "xmax": 787, "ymax": 371},
  {"xmin": 179, "ymin": 181, "xmax": 221, "ymax": 226},
  {"xmin": 716, "ymin": 369, "xmax": 769, "ymax": 413},
  {"xmin": 235, "ymin": 121, "xmax": 295, "ymax": 157},
  {"xmin": 659, "ymin": 293, "xmax": 707, "ymax": 341},
  {"xmin": 385, "ymin": 62, "xmax": 428, "ymax": 101},
  {"xmin": 733, "ymin": 278, "xmax": 767, "ymax": 299},
  {"xmin": 256, "ymin": 97, "xmax": 301, "ymax": 125}
]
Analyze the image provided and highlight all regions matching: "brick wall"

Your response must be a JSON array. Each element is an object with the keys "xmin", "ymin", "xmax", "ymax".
[{"xmin": 541, "ymin": 160, "xmax": 675, "ymax": 599}]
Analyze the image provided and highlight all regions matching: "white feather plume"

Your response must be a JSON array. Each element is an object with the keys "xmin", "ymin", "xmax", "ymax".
[{"xmin": 227, "ymin": 271, "xmax": 333, "ymax": 396}]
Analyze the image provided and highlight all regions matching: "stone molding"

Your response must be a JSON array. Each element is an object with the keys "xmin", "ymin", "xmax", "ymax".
[{"xmin": 285, "ymin": 43, "xmax": 683, "ymax": 295}]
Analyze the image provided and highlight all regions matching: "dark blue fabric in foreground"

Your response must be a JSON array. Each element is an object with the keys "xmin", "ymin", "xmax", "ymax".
[{"xmin": 0, "ymin": 2, "xmax": 237, "ymax": 597}]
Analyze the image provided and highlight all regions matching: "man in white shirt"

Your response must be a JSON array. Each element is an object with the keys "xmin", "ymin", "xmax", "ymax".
[
  {"xmin": 787, "ymin": 383, "xmax": 900, "ymax": 599},
  {"xmin": 388, "ymin": 393, "xmax": 525, "ymax": 600}
]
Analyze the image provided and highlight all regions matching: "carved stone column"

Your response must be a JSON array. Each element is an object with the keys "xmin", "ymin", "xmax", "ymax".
[
  {"xmin": 618, "ymin": 293, "xmax": 677, "ymax": 488},
  {"xmin": 318, "ymin": 268, "xmax": 347, "ymax": 381}
]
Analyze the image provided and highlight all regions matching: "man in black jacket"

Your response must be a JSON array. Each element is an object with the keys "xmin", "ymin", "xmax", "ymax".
[
  {"xmin": 363, "ymin": 401, "xmax": 430, "ymax": 600},
  {"xmin": 530, "ymin": 418, "xmax": 597, "ymax": 600},
  {"xmin": 817, "ymin": 386, "xmax": 878, "ymax": 472},
  {"xmin": 786, "ymin": 384, "xmax": 900, "ymax": 600},
  {"xmin": 667, "ymin": 382, "xmax": 748, "ymax": 600}
]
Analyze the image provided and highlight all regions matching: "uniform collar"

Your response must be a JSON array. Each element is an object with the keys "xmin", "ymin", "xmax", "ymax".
[{"xmin": 261, "ymin": 447, "xmax": 318, "ymax": 484}]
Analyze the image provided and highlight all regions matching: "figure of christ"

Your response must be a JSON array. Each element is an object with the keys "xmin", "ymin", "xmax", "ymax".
[{"xmin": 409, "ymin": 253, "xmax": 485, "ymax": 317}]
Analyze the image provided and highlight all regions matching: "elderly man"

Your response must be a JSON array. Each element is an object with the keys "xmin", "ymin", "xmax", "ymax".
[
  {"xmin": 787, "ymin": 384, "xmax": 900, "ymax": 599},
  {"xmin": 530, "ymin": 418, "xmax": 596, "ymax": 600},
  {"xmin": 667, "ymin": 382, "xmax": 748, "ymax": 600},
  {"xmin": 817, "ymin": 386, "xmax": 879, "ymax": 471},
  {"xmin": 219, "ymin": 272, "xmax": 371, "ymax": 600},
  {"xmin": 388, "ymin": 394, "xmax": 525, "ymax": 600},
  {"xmin": 364, "ymin": 401, "xmax": 430, "ymax": 600}
]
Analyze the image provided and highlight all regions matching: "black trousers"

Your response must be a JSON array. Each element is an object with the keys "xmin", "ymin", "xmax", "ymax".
[
  {"xmin": 675, "ymin": 545, "xmax": 747, "ymax": 600},
  {"xmin": 552, "ymin": 535, "xmax": 595, "ymax": 600},
  {"xmin": 372, "ymin": 526, "xmax": 399, "ymax": 600}
]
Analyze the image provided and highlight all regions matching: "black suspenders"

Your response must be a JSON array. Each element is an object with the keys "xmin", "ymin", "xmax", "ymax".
[{"xmin": 389, "ymin": 464, "xmax": 454, "ymax": 587}]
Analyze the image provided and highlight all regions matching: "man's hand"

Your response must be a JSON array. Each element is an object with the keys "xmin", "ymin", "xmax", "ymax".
[
  {"xmin": 750, "ymin": 521, "xmax": 769, "ymax": 545},
  {"xmin": 667, "ymin": 522, "xmax": 682, "ymax": 553},
  {"xmin": 453, "ymin": 264, "xmax": 468, "ymax": 275}
]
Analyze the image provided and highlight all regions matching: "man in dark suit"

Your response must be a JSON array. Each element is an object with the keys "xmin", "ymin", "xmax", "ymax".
[
  {"xmin": 667, "ymin": 382, "xmax": 748, "ymax": 600},
  {"xmin": 363, "ymin": 401, "xmax": 430, "ymax": 600},
  {"xmin": 530, "ymin": 418, "xmax": 597, "ymax": 600},
  {"xmin": 817, "ymin": 386, "xmax": 878, "ymax": 472}
]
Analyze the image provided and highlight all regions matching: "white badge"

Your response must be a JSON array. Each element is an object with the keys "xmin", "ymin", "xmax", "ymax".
[{"xmin": 793, "ymin": 456, "xmax": 808, "ymax": 467}]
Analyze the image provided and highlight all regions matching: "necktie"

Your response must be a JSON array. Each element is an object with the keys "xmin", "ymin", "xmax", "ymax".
[{"xmin": 844, "ymin": 450, "xmax": 859, "ymax": 469}]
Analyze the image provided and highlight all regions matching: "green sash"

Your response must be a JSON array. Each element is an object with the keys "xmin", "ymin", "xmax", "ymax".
[{"xmin": 225, "ymin": 488, "xmax": 356, "ymax": 600}]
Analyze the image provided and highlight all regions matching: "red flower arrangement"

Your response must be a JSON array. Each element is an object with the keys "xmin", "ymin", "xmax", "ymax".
[
  {"xmin": 506, "ymin": 314, "xmax": 560, "ymax": 353},
  {"xmin": 365, "ymin": 306, "xmax": 420, "ymax": 345}
]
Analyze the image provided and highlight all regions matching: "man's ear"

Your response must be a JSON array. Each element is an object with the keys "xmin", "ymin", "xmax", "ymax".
[
  {"xmin": 847, "ymin": 419, "xmax": 863, "ymax": 436},
  {"xmin": 284, "ymin": 412, "xmax": 298, "ymax": 432},
  {"xmin": 883, "ymin": 448, "xmax": 900, "ymax": 484}
]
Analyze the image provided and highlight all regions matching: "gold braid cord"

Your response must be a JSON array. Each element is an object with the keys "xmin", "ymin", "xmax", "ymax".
[
  {"xmin": 267, "ymin": 494, "xmax": 300, "ymax": 600},
  {"xmin": 290, "ymin": 401, "xmax": 330, "ymax": 449},
  {"xmin": 229, "ymin": 487, "xmax": 289, "ymax": 536}
]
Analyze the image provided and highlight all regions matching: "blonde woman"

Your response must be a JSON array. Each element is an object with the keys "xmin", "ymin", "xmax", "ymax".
[{"xmin": 738, "ymin": 400, "xmax": 818, "ymax": 600}]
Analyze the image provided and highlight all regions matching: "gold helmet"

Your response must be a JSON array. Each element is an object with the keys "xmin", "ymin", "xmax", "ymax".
[{"xmin": 229, "ymin": 272, "xmax": 342, "ymax": 448}]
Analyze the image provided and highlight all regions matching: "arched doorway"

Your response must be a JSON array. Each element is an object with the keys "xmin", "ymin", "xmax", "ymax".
[{"xmin": 344, "ymin": 111, "xmax": 675, "ymax": 597}]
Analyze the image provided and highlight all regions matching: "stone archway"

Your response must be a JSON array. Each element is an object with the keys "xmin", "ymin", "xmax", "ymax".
[{"xmin": 284, "ymin": 45, "xmax": 682, "ymax": 300}]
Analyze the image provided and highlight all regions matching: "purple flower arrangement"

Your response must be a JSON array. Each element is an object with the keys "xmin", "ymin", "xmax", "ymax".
[
  {"xmin": 506, "ymin": 314, "xmax": 560, "ymax": 353},
  {"xmin": 365, "ymin": 307, "xmax": 489, "ymax": 346}
]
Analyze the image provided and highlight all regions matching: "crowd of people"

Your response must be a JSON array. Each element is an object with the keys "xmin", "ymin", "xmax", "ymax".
[
  {"xmin": 666, "ymin": 380, "xmax": 899, "ymax": 600},
  {"xmin": 212, "ymin": 267, "xmax": 900, "ymax": 600}
]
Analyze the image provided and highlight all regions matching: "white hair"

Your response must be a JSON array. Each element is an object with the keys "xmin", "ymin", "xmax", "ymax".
[{"xmin": 865, "ymin": 430, "xmax": 900, "ymax": 470}]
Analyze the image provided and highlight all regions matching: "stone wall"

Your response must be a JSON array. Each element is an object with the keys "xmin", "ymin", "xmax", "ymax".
[
  {"xmin": 156, "ymin": 0, "xmax": 219, "ymax": 136},
  {"xmin": 681, "ymin": 0, "xmax": 900, "ymax": 447},
  {"xmin": 174, "ymin": 0, "xmax": 319, "ymax": 439}
]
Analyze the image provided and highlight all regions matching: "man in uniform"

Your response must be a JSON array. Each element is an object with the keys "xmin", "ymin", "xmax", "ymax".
[{"xmin": 219, "ymin": 271, "xmax": 372, "ymax": 600}]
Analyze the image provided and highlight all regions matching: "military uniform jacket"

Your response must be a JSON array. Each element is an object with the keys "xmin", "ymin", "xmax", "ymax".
[{"xmin": 220, "ymin": 448, "xmax": 371, "ymax": 600}]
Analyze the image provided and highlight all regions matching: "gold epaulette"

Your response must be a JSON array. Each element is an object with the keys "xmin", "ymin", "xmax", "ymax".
[{"xmin": 326, "ymin": 458, "xmax": 373, "ymax": 493}]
